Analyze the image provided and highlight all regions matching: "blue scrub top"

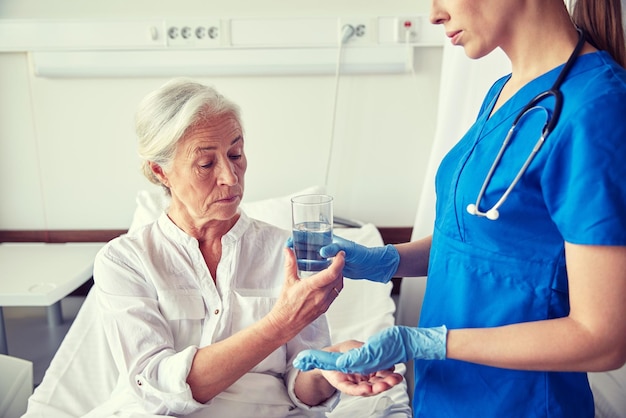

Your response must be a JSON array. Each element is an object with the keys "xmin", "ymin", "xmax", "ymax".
[{"xmin": 414, "ymin": 51, "xmax": 626, "ymax": 417}]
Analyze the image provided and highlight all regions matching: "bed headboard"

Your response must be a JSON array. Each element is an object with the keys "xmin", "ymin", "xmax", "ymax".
[{"xmin": 0, "ymin": 227, "xmax": 411, "ymax": 245}]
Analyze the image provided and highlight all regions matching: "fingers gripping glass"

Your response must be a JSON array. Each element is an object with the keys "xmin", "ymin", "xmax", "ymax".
[{"xmin": 466, "ymin": 28, "xmax": 586, "ymax": 221}]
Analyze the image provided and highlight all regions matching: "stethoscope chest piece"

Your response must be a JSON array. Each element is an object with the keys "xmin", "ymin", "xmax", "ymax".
[{"xmin": 466, "ymin": 203, "xmax": 499, "ymax": 220}]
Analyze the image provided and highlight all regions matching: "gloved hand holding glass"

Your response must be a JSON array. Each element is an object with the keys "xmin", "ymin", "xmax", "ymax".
[
  {"xmin": 319, "ymin": 235, "xmax": 400, "ymax": 284},
  {"xmin": 286, "ymin": 228, "xmax": 400, "ymax": 283},
  {"xmin": 293, "ymin": 325, "xmax": 447, "ymax": 375}
]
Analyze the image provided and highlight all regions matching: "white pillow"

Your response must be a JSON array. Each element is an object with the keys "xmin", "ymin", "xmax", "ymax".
[
  {"xmin": 328, "ymin": 224, "xmax": 396, "ymax": 343},
  {"xmin": 241, "ymin": 185, "xmax": 326, "ymax": 231},
  {"xmin": 128, "ymin": 188, "xmax": 171, "ymax": 232}
]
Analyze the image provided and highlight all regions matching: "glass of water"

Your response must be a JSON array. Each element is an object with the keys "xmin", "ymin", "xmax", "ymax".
[{"xmin": 291, "ymin": 194, "xmax": 333, "ymax": 278}]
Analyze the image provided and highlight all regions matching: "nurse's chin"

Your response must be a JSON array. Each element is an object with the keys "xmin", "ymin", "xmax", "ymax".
[{"xmin": 462, "ymin": 44, "xmax": 496, "ymax": 61}]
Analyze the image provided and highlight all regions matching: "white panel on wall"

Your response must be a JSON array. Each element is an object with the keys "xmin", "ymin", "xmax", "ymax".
[
  {"xmin": 0, "ymin": 0, "xmax": 432, "ymax": 20},
  {"xmin": 25, "ymin": 77, "xmax": 157, "ymax": 229},
  {"xmin": 0, "ymin": 53, "xmax": 47, "ymax": 229},
  {"xmin": 8, "ymin": 62, "xmax": 442, "ymax": 229},
  {"xmin": 0, "ymin": 16, "xmax": 442, "ymax": 51},
  {"xmin": 327, "ymin": 48, "xmax": 442, "ymax": 222},
  {"xmin": 230, "ymin": 18, "xmax": 341, "ymax": 46},
  {"xmin": 29, "ymin": 47, "xmax": 414, "ymax": 78},
  {"xmin": 0, "ymin": 19, "xmax": 165, "ymax": 51},
  {"xmin": 0, "ymin": 0, "xmax": 443, "ymax": 229},
  {"xmin": 0, "ymin": 16, "xmax": 444, "ymax": 77}
]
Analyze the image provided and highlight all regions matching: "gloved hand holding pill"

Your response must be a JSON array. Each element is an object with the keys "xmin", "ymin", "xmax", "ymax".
[{"xmin": 294, "ymin": 325, "xmax": 447, "ymax": 375}]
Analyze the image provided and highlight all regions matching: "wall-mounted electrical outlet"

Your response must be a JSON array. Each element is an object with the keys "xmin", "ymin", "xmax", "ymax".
[
  {"xmin": 396, "ymin": 17, "xmax": 421, "ymax": 43},
  {"xmin": 378, "ymin": 15, "xmax": 445, "ymax": 45},
  {"xmin": 165, "ymin": 20, "xmax": 221, "ymax": 47},
  {"xmin": 339, "ymin": 18, "xmax": 372, "ymax": 45}
]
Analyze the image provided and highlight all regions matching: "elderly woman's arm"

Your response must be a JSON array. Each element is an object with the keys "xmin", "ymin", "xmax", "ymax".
[
  {"xmin": 293, "ymin": 369, "xmax": 338, "ymax": 406},
  {"xmin": 186, "ymin": 249, "xmax": 345, "ymax": 404}
]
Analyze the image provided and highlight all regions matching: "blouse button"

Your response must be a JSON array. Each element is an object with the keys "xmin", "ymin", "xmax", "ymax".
[{"xmin": 214, "ymin": 309, "xmax": 220, "ymax": 315}]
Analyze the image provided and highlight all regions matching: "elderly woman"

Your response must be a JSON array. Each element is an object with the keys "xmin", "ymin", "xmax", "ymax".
[{"xmin": 88, "ymin": 78, "xmax": 401, "ymax": 417}]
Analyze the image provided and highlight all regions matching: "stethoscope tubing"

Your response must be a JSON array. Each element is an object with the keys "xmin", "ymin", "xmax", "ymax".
[{"xmin": 467, "ymin": 28, "xmax": 586, "ymax": 221}]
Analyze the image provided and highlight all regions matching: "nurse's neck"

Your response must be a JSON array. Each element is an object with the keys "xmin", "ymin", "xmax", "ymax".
[{"xmin": 489, "ymin": 27, "xmax": 594, "ymax": 118}]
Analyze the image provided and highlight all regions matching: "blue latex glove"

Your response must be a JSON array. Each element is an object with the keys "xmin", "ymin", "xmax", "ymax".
[
  {"xmin": 293, "ymin": 325, "xmax": 447, "ymax": 374},
  {"xmin": 319, "ymin": 235, "xmax": 400, "ymax": 283}
]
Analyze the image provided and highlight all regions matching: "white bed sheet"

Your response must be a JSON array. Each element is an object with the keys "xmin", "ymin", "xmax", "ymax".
[
  {"xmin": 0, "ymin": 354, "xmax": 32, "ymax": 418},
  {"xmin": 23, "ymin": 187, "xmax": 410, "ymax": 418}
]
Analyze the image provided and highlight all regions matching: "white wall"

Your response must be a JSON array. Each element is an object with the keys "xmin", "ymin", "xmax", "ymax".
[{"xmin": 0, "ymin": 0, "xmax": 443, "ymax": 230}]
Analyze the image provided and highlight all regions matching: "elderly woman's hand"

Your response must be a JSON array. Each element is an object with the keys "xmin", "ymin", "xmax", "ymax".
[
  {"xmin": 266, "ymin": 248, "xmax": 345, "ymax": 342},
  {"xmin": 322, "ymin": 366, "xmax": 403, "ymax": 397}
]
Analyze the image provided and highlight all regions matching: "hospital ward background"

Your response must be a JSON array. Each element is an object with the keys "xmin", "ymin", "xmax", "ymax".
[{"xmin": 0, "ymin": 0, "xmax": 625, "ymax": 417}]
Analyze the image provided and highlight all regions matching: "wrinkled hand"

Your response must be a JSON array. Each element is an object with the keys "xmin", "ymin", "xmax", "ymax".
[
  {"xmin": 266, "ymin": 248, "xmax": 345, "ymax": 341},
  {"xmin": 308, "ymin": 340, "xmax": 403, "ymax": 397},
  {"xmin": 322, "ymin": 368, "xmax": 403, "ymax": 397},
  {"xmin": 294, "ymin": 325, "xmax": 447, "ymax": 375},
  {"xmin": 320, "ymin": 235, "xmax": 400, "ymax": 283}
]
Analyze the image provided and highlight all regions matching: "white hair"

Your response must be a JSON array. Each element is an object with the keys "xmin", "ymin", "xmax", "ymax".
[{"xmin": 135, "ymin": 78, "xmax": 243, "ymax": 187}]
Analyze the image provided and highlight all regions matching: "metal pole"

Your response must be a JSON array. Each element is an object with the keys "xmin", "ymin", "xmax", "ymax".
[{"xmin": 0, "ymin": 307, "xmax": 8, "ymax": 355}]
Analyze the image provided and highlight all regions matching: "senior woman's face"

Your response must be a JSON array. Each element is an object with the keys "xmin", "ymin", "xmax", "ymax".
[{"xmin": 162, "ymin": 113, "xmax": 246, "ymax": 226}]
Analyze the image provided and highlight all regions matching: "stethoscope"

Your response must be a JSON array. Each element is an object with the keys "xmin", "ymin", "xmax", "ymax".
[{"xmin": 466, "ymin": 28, "xmax": 586, "ymax": 221}]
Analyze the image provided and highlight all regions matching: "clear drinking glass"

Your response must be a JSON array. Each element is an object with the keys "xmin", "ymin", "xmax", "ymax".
[{"xmin": 291, "ymin": 194, "xmax": 333, "ymax": 278}]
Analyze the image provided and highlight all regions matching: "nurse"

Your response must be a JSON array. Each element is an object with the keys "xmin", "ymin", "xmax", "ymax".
[{"xmin": 294, "ymin": 0, "xmax": 626, "ymax": 416}]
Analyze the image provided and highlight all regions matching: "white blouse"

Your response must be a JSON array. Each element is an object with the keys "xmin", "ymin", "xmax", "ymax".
[{"xmin": 88, "ymin": 211, "xmax": 337, "ymax": 418}]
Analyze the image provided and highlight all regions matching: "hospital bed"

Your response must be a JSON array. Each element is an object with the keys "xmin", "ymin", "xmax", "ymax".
[
  {"xmin": 22, "ymin": 186, "xmax": 411, "ymax": 418},
  {"xmin": 18, "ymin": 186, "xmax": 625, "ymax": 417}
]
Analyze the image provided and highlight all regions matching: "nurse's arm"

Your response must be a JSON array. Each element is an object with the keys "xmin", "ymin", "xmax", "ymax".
[
  {"xmin": 445, "ymin": 243, "xmax": 626, "ymax": 372},
  {"xmin": 394, "ymin": 235, "xmax": 432, "ymax": 278}
]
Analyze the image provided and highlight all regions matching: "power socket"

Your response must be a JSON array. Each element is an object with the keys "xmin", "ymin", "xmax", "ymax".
[
  {"xmin": 397, "ymin": 17, "xmax": 420, "ymax": 43},
  {"xmin": 166, "ymin": 19, "xmax": 221, "ymax": 47},
  {"xmin": 339, "ymin": 18, "xmax": 372, "ymax": 45}
]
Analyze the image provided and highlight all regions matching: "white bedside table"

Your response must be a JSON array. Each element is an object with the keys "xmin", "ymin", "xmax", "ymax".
[{"xmin": 0, "ymin": 242, "xmax": 105, "ymax": 355}]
